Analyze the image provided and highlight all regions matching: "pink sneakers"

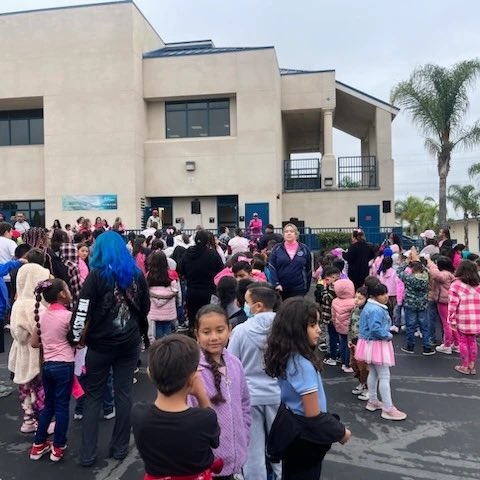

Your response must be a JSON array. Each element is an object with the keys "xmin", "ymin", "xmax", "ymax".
[
  {"xmin": 381, "ymin": 406, "xmax": 407, "ymax": 421},
  {"xmin": 365, "ymin": 400, "xmax": 383, "ymax": 411}
]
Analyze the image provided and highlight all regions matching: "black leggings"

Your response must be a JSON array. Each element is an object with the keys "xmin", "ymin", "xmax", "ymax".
[{"xmin": 282, "ymin": 437, "xmax": 330, "ymax": 480}]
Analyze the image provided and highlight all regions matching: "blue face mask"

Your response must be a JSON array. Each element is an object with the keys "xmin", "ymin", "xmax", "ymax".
[{"xmin": 243, "ymin": 303, "xmax": 253, "ymax": 318}]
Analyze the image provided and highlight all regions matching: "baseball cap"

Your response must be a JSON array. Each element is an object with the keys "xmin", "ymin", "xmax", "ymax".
[
  {"xmin": 420, "ymin": 229, "xmax": 435, "ymax": 240},
  {"xmin": 253, "ymin": 213, "xmax": 258, "ymax": 217}
]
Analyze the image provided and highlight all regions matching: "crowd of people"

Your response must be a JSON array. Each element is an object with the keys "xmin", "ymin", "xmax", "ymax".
[{"xmin": 0, "ymin": 213, "xmax": 479, "ymax": 479}]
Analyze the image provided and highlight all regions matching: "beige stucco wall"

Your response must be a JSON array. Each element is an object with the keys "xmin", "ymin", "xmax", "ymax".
[
  {"xmin": 143, "ymin": 48, "xmax": 283, "ymax": 227},
  {"xmin": 0, "ymin": 2, "xmax": 163, "ymax": 227},
  {"xmin": 449, "ymin": 220, "xmax": 479, "ymax": 251}
]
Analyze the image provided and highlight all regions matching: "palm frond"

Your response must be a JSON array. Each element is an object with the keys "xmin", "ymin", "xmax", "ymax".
[
  {"xmin": 452, "ymin": 121, "xmax": 480, "ymax": 150},
  {"xmin": 468, "ymin": 162, "xmax": 480, "ymax": 179}
]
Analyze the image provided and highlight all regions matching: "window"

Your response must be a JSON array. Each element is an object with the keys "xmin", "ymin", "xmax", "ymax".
[
  {"xmin": 0, "ymin": 200, "xmax": 45, "ymax": 227},
  {"xmin": 0, "ymin": 109, "xmax": 44, "ymax": 146},
  {"xmin": 166, "ymin": 99, "xmax": 230, "ymax": 138}
]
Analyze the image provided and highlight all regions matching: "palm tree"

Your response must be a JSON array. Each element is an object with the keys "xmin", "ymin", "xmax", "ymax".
[
  {"xmin": 395, "ymin": 196, "xmax": 436, "ymax": 236},
  {"xmin": 391, "ymin": 60, "xmax": 480, "ymax": 227},
  {"xmin": 447, "ymin": 184, "xmax": 480, "ymax": 247},
  {"xmin": 468, "ymin": 162, "xmax": 480, "ymax": 182}
]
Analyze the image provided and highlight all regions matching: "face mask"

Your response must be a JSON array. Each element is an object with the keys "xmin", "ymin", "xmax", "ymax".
[{"xmin": 243, "ymin": 303, "xmax": 254, "ymax": 318}]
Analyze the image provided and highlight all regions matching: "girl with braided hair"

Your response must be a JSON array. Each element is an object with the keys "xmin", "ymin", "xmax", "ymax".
[
  {"xmin": 29, "ymin": 279, "xmax": 75, "ymax": 463},
  {"xmin": 189, "ymin": 304, "xmax": 251, "ymax": 479}
]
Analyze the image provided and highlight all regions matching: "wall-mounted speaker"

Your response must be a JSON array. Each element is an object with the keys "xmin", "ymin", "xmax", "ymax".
[{"xmin": 382, "ymin": 200, "xmax": 391, "ymax": 214}]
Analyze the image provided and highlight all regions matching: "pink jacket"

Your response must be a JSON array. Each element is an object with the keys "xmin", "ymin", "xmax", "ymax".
[
  {"xmin": 147, "ymin": 282, "xmax": 178, "ymax": 322},
  {"xmin": 379, "ymin": 268, "xmax": 398, "ymax": 296},
  {"xmin": 332, "ymin": 279, "xmax": 355, "ymax": 335},
  {"xmin": 214, "ymin": 268, "xmax": 267, "ymax": 286},
  {"xmin": 428, "ymin": 261, "xmax": 455, "ymax": 304}
]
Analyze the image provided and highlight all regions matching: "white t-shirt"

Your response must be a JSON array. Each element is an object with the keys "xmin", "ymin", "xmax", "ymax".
[
  {"xmin": 14, "ymin": 221, "xmax": 30, "ymax": 234},
  {"xmin": 0, "ymin": 236, "xmax": 17, "ymax": 281},
  {"xmin": 228, "ymin": 236, "xmax": 250, "ymax": 256}
]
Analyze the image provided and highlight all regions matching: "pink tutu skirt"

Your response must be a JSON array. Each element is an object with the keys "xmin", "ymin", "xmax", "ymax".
[{"xmin": 355, "ymin": 338, "xmax": 395, "ymax": 366}]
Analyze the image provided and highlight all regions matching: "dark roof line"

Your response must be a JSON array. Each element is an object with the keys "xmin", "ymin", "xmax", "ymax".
[
  {"xmin": 144, "ymin": 46, "xmax": 274, "ymax": 59},
  {"xmin": 280, "ymin": 68, "xmax": 335, "ymax": 75},
  {"xmin": 336, "ymin": 80, "xmax": 399, "ymax": 111},
  {"xmin": 165, "ymin": 39, "xmax": 214, "ymax": 46}
]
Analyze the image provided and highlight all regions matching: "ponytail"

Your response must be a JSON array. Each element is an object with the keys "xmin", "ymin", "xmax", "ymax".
[{"xmin": 203, "ymin": 351, "xmax": 225, "ymax": 405}]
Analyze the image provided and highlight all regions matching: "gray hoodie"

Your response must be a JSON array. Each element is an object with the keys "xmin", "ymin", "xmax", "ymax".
[{"xmin": 227, "ymin": 311, "xmax": 280, "ymax": 406}]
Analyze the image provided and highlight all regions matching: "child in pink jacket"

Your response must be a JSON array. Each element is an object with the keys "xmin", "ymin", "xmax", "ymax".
[
  {"xmin": 332, "ymin": 279, "xmax": 356, "ymax": 373},
  {"xmin": 379, "ymin": 257, "xmax": 398, "ymax": 328}
]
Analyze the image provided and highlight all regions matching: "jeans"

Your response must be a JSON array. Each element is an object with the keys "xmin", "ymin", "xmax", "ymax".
[
  {"xmin": 404, "ymin": 307, "xmax": 429, "ymax": 349},
  {"xmin": 34, "ymin": 361, "xmax": 74, "ymax": 447},
  {"xmin": 75, "ymin": 369, "xmax": 114, "ymax": 416},
  {"xmin": 80, "ymin": 345, "xmax": 139, "ymax": 465},
  {"xmin": 394, "ymin": 304, "xmax": 404, "ymax": 328},
  {"xmin": 338, "ymin": 333, "xmax": 350, "ymax": 366},
  {"xmin": 242, "ymin": 404, "xmax": 282, "ymax": 480},
  {"xmin": 327, "ymin": 323, "xmax": 339, "ymax": 359},
  {"xmin": 155, "ymin": 321, "xmax": 173, "ymax": 338},
  {"xmin": 367, "ymin": 364, "xmax": 392, "ymax": 409},
  {"xmin": 427, "ymin": 300, "xmax": 439, "ymax": 346}
]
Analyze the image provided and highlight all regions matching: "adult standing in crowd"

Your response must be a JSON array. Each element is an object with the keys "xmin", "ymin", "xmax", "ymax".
[
  {"xmin": 146, "ymin": 208, "xmax": 162, "ymax": 229},
  {"xmin": 419, "ymin": 230, "xmax": 440, "ymax": 257},
  {"xmin": 268, "ymin": 223, "xmax": 312, "ymax": 300},
  {"xmin": 14, "ymin": 212, "xmax": 30, "ymax": 235},
  {"xmin": 70, "ymin": 231, "xmax": 150, "ymax": 467},
  {"xmin": 228, "ymin": 228, "xmax": 250, "ymax": 256},
  {"xmin": 438, "ymin": 227, "xmax": 453, "ymax": 252},
  {"xmin": 248, "ymin": 212, "xmax": 263, "ymax": 244},
  {"xmin": 258, "ymin": 224, "xmax": 283, "ymax": 251},
  {"xmin": 179, "ymin": 229, "xmax": 223, "ymax": 331},
  {"xmin": 342, "ymin": 229, "xmax": 375, "ymax": 289}
]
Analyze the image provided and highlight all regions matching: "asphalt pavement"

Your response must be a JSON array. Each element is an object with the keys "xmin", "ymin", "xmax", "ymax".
[{"xmin": 1, "ymin": 330, "xmax": 479, "ymax": 480}]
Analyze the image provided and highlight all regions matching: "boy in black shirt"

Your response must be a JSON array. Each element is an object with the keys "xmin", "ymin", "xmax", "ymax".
[{"xmin": 132, "ymin": 335, "xmax": 221, "ymax": 479}]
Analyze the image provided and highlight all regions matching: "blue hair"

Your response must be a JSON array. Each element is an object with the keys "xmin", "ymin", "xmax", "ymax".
[{"xmin": 89, "ymin": 231, "xmax": 139, "ymax": 289}]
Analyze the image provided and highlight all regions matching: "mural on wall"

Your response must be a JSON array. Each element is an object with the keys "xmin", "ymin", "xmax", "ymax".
[{"xmin": 62, "ymin": 195, "xmax": 118, "ymax": 211}]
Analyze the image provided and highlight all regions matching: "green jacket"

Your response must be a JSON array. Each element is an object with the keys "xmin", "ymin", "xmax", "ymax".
[
  {"xmin": 397, "ymin": 265, "xmax": 429, "ymax": 311},
  {"xmin": 348, "ymin": 306, "xmax": 363, "ymax": 342}
]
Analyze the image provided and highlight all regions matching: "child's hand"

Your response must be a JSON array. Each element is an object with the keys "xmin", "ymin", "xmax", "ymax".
[
  {"xmin": 190, "ymin": 371, "xmax": 210, "ymax": 408},
  {"xmin": 339, "ymin": 428, "xmax": 352, "ymax": 444}
]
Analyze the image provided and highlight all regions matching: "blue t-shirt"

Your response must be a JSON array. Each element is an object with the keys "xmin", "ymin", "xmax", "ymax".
[{"xmin": 278, "ymin": 354, "xmax": 327, "ymax": 416}]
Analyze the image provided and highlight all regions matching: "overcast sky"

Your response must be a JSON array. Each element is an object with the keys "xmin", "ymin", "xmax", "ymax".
[{"xmin": 2, "ymin": 0, "xmax": 478, "ymax": 218}]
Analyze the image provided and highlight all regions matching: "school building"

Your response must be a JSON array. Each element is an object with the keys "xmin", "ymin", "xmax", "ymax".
[{"xmin": 0, "ymin": 1, "xmax": 398, "ymax": 231}]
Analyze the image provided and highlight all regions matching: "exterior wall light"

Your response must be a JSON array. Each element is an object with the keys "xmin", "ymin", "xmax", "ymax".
[
  {"xmin": 185, "ymin": 161, "xmax": 196, "ymax": 172},
  {"xmin": 324, "ymin": 177, "xmax": 334, "ymax": 187}
]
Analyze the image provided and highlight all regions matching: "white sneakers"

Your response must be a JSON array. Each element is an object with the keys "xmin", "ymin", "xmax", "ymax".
[
  {"xmin": 436, "ymin": 344, "xmax": 452, "ymax": 354},
  {"xmin": 342, "ymin": 365, "xmax": 354, "ymax": 373},
  {"xmin": 352, "ymin": 384, "xmax": 367, "ymax": 395}
]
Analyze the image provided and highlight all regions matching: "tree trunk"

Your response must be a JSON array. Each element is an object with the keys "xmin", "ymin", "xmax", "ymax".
[
  {"xmin": 464, "ymin": 213, "xmax": 469, "ymax": 248},
  {"xmin": 438, "ymin": 154, "xmax": 449, "ymax": 228}
]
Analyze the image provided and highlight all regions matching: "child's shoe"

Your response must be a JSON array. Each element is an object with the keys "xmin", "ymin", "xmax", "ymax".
[
  {"xmin": 452, "ymin": 345, "xmax": 460, "ymax": 354},
  {"xmin": 341, "ymin": 364, "xmax": 354, "ymax": 373},
  {"xmin": 381, "ymin": 406, "xmax": 407, "ymax": 421},
  {"xmin": 50, "ymin": 445, "xmax": 66, "ymax": 462},
  {"xmin": 414, "ymin": 329, "xmax": 423, "ymax": 338},
  {"xmin": 104, "ymin": 408, "xmax": 116, "ymax": 420},
  {"xmin": 323, "ymin": 358, "xmax": 337, "ymax": 366},
  {"xmin": 30, "ymin": 441, "xmax": 51, "ymax": 460},
  {"xmin": 435, "ymin": 344, "xmax": 452, "ymax": 354},
  {"xmin": 351, "ymin": 384, "xmax": 366, "ymax": 395},
  {"xmin": 358, "ymin": 392, "xmax": 369, "ymax": 401},
  {"xmin": 21, "ymin": 419, "xmax": 38, "ymax": 433},
  {"xmin": 390, "ymin": 325, "xmax": 399, "ymax": 333},
  {"xmin": 73, "ymin": 413, "xmax": 83, "ymax": 420},
  {"xmin": 365, "ymin": 399, "xmax": 383, "ymax": 411}
]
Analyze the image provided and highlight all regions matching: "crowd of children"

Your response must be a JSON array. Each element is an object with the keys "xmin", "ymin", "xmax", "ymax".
[{"xmin": 1, "ymin": 217, "xmax": 479, "ymax": 479}]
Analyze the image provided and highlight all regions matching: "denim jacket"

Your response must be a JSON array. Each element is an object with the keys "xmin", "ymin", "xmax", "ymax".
[{"xmin": 358, "ymin": 299, "xmax": 393, "ymax": 341}]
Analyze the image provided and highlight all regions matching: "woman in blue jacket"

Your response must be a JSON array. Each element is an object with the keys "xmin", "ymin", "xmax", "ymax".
[{"xmin": 268, "ymin": 224, "xmax": 312, "ymax": 300}]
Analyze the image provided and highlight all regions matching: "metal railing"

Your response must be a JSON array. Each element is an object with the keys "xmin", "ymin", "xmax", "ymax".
[
  {"xmin": 337, "ymin": 156, "xmax": 377, "ymax": 188},
  {"xmin": 284, "ymin": 158, "xmax": 321, "ymax": 191}
]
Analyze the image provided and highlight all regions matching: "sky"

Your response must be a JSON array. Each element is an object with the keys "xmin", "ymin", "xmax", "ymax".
[{"xmin": 2, "ymin": 0, "xmax": 479, "ymax": 218}]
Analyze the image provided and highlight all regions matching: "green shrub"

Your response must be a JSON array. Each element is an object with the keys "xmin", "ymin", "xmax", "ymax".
[{"xmin": 318, "ymin": 232, "xmax": 352, "ymax": 250}]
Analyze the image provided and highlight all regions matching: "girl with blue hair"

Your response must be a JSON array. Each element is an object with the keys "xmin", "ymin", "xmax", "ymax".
[{"xmin": 69, "ymin": 231, "xmax": 150, "ymax": 467}]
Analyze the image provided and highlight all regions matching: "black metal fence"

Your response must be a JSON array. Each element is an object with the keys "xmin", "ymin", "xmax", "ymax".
[
  {"xmin": 284, "ymin": 158, "xmax": 321, "ymax": 191},
  {"xmin": 337, "ymin": 156, "xmax": 377, "ymax": 188}
]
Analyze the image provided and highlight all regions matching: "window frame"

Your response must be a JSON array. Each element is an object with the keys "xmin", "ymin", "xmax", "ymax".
[
  {"xmin": 0, "ymin": 109, "xmax": 44, "ymax": 146},
  {"xmin": 165, "ymin": 98, "xmax": 230, "ymax": 139}
]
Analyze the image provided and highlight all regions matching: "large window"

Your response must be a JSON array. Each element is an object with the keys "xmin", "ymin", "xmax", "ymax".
[
  {"xmin": 0, "ymin": 200, "xmax": 45, "ymax": 227},
  {"xmin": 166, "ymin": 99, "xmax": 230, "ymax": 138},
  {"xmin": 0, "ymin": 109, "xmax": 44, "ymax": 146}
]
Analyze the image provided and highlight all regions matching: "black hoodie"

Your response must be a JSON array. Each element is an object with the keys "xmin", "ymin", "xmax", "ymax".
[{"xmin": 180, "ymin": 246, "xmax": 224, "ymax": 292}]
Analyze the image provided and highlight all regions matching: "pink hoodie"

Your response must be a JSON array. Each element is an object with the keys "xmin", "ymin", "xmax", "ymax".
[
  {"xmin": 379, "ymin": 268, "xmax": 398, "ymax": 296},
  {"xmin": 332, "ymin": 279, "xmax": 355, "ymax": 335}
]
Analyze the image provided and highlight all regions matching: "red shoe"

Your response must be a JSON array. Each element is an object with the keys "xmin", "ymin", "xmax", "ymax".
[
  {"xmin": 30, "ymin": 442, "xmax": 51, "ymax": 460},
  {"xmin": 50, "ymin": 445, "xmax": 66, "ymax": 462}
]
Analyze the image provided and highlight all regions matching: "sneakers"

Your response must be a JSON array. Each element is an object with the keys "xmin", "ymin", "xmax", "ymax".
[
  {"xmin": 30, "ymin": 442, "xmax": 51, "ymax": 460},
  {"xmin": 104, "ymin": 409, "xmax": 116, "ymax": 420},
  {"xmin": 0, "ymin": 384, "xmax": 13, "ymax": 398},
  {"xmin": 134, "ymin": 367, "xmax": 140, "ymax": 374},
  {"xmin": 50, "ymin": 445, "xmax": 66, "ymax": 462},
  {"xmin": 352, "ymin": 384, "xmax": 367, "ymax": 395},
  {"xmin": 390, "ymin": 325, "xmax": 399, "ymax": 333},
  {"xmin": 452, "ymin": 345, "xmax": 460, "ymax": 354},
  {"xmin": 341, "ymin": 365, "xmax": 354, "ymax": 373},
  {"xmin": 423, "ymin": 347, "xmax": 436, "ymax": 356},
  {"xmin": 358, "ymin": 392, "xmax": 369, "ymax": 401},
  {"xmin": 381, "ymin": 406, "xmax": 407, "ymax": 421},
  {"xmin": 73, "ymin": 413, "xmax": 83, "ymax": 421},
  {"xmin": 401, "ymin": 346, "xmax": 415, "ymax": 354},
  {"xmin": 323, "ymin": 358, "xmax": 337, "ymax": 366},
  {"xmin": 365, "ymin": 400, "xmax": 383, "ymax": 411},
  {"xmin": 436, "ymin": 344, "xmax": 452, "ymax": 355},
  {"xmin": 21, "ymin": 420, "xmax": 38, "ymax": 433}
]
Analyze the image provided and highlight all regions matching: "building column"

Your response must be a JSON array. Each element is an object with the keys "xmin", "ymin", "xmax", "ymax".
[{"xmin": 322, "ymin": 109, "xmax": 336, "ymax": 188}]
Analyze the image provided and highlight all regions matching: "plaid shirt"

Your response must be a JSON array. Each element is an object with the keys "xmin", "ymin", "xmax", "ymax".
[
  {"xmin": 59, "ymin": 243, "xmax": 82, "ymax": 309},
  {"xmin": 448, "ymin": 279, "xmax": 480, "ymax": 335}
]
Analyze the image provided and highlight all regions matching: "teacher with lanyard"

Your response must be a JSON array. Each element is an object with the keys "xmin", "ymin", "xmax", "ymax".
[{"xmin": 268, "ymin": 223, "xmax": 312, "ymax": 300}]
